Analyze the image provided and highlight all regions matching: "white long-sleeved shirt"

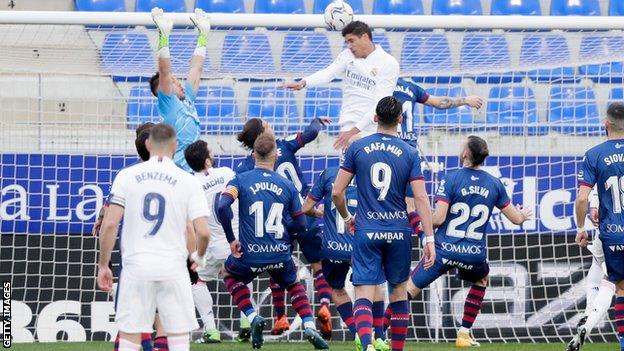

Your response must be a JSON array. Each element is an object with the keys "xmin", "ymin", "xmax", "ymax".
[{"xmin": 304, "ymin": 45, "xmax": 400, "ymax": 135}]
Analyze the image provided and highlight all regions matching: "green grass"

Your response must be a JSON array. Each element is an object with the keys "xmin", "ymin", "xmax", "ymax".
[{"xmin": 6, "ymin": 342, "xmax": 620, "ymax": 351}]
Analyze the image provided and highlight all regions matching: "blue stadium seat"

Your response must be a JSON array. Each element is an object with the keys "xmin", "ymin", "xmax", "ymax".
[
  {"xmin": 304, "ymin": 87, "xmax": 342, "ymax": 134},
  {"xmin": 221, "ymin": 34, "xmax": 275, "ymax": 76},
  {"xmin": 373, "ymin": 0, "xmax": 424, "ymax": 15},
  {"xmin": 432, "ymin": 0, "xmax": 482, "ymax": 15},
  {"xmin": 611, "ymin": 87, "xmax": 624, "ymax": 101},
  {"xmin": 282, "ymin": 33, "xmax": 331, "ymax": 75},
  {"xmin": 548, "ymin": 86, "xmax": 601, "ymax": 135},
  {"xmin": 423, "ymin": 86, "xmax": 479, "ymax": 131},
  {"xmin": 75, "ymin": 0, "xmax": 125, "ymax": 11},
  {"xmin": 169, "ymin": 34, "xmax": 212, "ymax": 76},
  {"xmin": 401, "ymin": 34, "xmax": 459, "ymax": 84},
  {"xmin": 195, "ymin": 0, "xmax": 245, "ymax": 13},
  {"xmin": 520, "ymin": 34, "xmax": 576, "ymax": 83},
  {"xmin": 610, "ymin": 0, "xmax": 624, "ymax": 15},
  {"xmin": 247, "ymin": 87, "xmax": 299, "ymax": 132},
  {"xmin": 579, "ymin": 36, "xmax": 624, "ymax": 83},
  {"xmin": 255, "ymin": 0, "xmax": 305, "ymax": 14},
  {"xmin": 127, "ymin": 86, "xmax": 159, "ymax": 129},
  {"xmin": 490, "ymin": 0, "xmax": 541, "ymax": 15},
  {"xmin": 313, "ymin": 0, "xmax": 364, "ymax": 14},
  {"xmin": 375, "ymin": 33, "xmax": 392, "ymax": 55},
  {"xmin": 101, "ymin": 33, "xmax": 155, "ymax": 81},
  {"xmin": 550, "ymin": 0, "xmax": 600, "ymax": 16},
  {"xmin": 487, "ymin": 86, "xmax": 545, "ymax": 136},
  {"xmin": 461, "ymin": 34, "xmax": 517, "ymax": 84},
  {"xmin": 135, "ymin": 0, "xmax": 186, "ymax": 12},
  {"xmin": 195, "ymin": 86, "xmax": 241, "ymax": 134}
]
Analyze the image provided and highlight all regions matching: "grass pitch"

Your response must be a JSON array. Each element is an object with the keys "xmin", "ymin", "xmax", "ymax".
[{"xmin": 6, "ymin": 342, "xmax": 619, "ymax": 351}]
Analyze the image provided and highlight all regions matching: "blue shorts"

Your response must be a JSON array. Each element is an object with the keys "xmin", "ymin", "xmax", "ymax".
[
  {"xmin": 602, "ymin": 241, "xmax": 624, "ymax": 282},
  {"xmin": 224, "ymin": 256, "xmax": 298, "ymax": 289},
  {"xmin": 294, "ymin": 224, "xmax": 323, "ymax": 263},
  {"xmin": 351, "ymin": 229, "xmax": 412, "ymax": 286},
  {"xmin": 321, "ymin": 259, "xmax": 351, "ymax": 290},
  {"xmin": 411, "ymin": 254, "xmax": 489, "ymax": 289}
]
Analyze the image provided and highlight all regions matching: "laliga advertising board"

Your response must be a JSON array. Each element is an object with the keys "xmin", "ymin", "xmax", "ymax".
[{"xmin": 0, "ymin": 153, "xmax": 600, "ymax": 342}]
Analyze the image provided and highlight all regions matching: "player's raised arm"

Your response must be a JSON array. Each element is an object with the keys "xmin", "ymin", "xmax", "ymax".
[
  {"xmin": 187, "ymin": 9, "xmax": 211, "ymax": 94},
  {"xmin": 151, "ymin": 8, "xmax": 174, "ymax": 96},
  {"xmin": 303, "ymin": 171, "xmax": 327, "ymax": 218},
  {"xmin": 425, "ymin": 95, "xmax": 483, "ymax": 110},
  {"xmin": 284, "ymin": 51, "xmax": 348, "ymax": 90}
]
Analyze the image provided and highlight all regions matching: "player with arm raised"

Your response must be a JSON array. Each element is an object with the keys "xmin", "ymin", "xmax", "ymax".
[
  {"xmin": 97, "ymin": 123, "xmax": 211, "ymax": 351},
  {"xmin": 404, "ymin": 136, "xmax": 531, "ymax": 348},
  {"xmin": 217, "ymin": 133, "xmax": 329, "ymax": 350},
  {"xmin": 575, "ymin": 102, "xmax": 624, "ymax": 351},
  {"xmin": 285, "ymin": 21, "xmax": 399, "ymax": 149},
  {"xmin": 149, "ymin": 7, "xmax": 210, "ymax": 171},
  {"xmin": 183, "ymin": 140, "xmax": 252, "ymax": 344},
  {"xmin": 235, "ymin": 117, "xmax": 334, "ymax": 337},
  {"xmin": 332, "ymin": 96, "xmax": 435, "ymax": 351},
  {"xmin": 568, "ymin": 186, "xmax": 616, "ymax": 351}
]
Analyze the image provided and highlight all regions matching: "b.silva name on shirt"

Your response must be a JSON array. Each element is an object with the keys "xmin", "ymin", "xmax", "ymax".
[{"xmin": 460, "ymin": 186, "xmax": 490, "ymax": 198}]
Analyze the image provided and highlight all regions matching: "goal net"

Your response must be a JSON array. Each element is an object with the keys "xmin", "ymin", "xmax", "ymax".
[{"xmin": 0, "ymin": 12, "xmax": 622, "ymax": 344}]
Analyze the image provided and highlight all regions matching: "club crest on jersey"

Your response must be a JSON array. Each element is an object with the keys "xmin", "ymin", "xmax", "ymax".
[{"xmin": 471, "ymin": 176, "xmax": 479, "ymax": 181}]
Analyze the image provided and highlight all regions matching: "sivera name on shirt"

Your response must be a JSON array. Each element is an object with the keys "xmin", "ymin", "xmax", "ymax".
[
  {"xmin": 250, "ymin": 182, "xmax": 283, "ymax": 195},
  {"xmin": 135, "ymin": 171, "xmax": 178, "ymax": 187}
]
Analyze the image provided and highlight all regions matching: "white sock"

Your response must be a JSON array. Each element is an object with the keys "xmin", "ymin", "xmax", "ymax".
[
  {"xmin": 192, "ymin": 281, "xmax": 217, "ymax": 330},
  {"xmin": 304, "ymin": 320, "xmax": 316, "ymax": 330},
  {"xmin": 459, "ymin": 326, "xmax": 470, "ymax": 334},
  {"xmin": 117, "ymin": 338, "xmax": 140, "ymax": 351},
  {"xmin": 242, "ymin": 283, "xmax": 253, "ymax": 323},
  {"xmin": 246, "ymin": 311, "xmax": 258, "ymax": 324},
  {"xmin": 167, "ymin": 334, "xmax": 190, "ymax": 351},
  {"xmin": 585, "ymin": 259, "xmax": 603, "ymax": 307},
  {"xmin": 584, "ymin": 279, "xmax": 615, "ymax": 332}
]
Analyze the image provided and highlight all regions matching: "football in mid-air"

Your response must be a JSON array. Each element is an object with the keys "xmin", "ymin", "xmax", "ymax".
[{"xmin": 324, "ymin": 1, "xmax": 354, "ymax": 31}]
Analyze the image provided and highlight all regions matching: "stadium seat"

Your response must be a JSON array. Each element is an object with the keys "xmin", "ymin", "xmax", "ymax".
[
  {"xmin": 255, "ymin": 0, "xmax": 305, "ymax": 14},
  {"xmin": 374, "ymin": 33, "xmax": 392, "ymax": 55},
  {"xmin": 432, "ymin": 0, "xmax": 482, "ymax": 15},
  {"xmin": 101, "ymin": 33, "xmax": 155, "ymax": 81},
  {"xmin": 550, "ymin": 0, "xmax": 600, "ymax": 16},
  {"xmin": 548, "ymin": 86, "xmax": 601, "ymax": 135},
  {"xmin": 195, "ymin": 86, "xmax": 241, "ymax": 134},
  {"xmin": 461, "ymin": 34, "xmax": 517, "ymax": 84},
  {"xmin": 220, "ymin": 34, "xmax": 275, "ymax": 76},
  {"xmin": 490, "ymin": 0, "xmax": 541, "ymax": 15},
  {"xmin": 373, "ymin": 0, "xmax": 424, "ymax": 15},
  {"xmin": 423, "ymin": 86, "xmax": 479, "ymax": 131},
  {"xmin": 281, "ymin": 33, "xmax": 331, "ymax": 75},
  {"xmin": 401, "ymin": 34, "xmax": 459, "ymax": 84},
  {"xmin": 486, "ymin": 86, "xmax": 545, "ymax": 136},
  {"xmin": 75, "ymin": 0, "xmax": 125, "ymax": 11},
  {"xmin": 304, "ymin": 87, "xmax": 342, "ymax": 134},
  {"xmin": 127, "ymin": 86, "xmax": 159, "ymax": 129},
  {"xmin": 135, "ymin": 0, "xmax": 186, "ymax": 12},
  {"xmin": 247, "ymin": 87, "xmax": 299, "ymax": 132},
  {"xmin": 169, "ymin": 34, "xmax": 212, "ymax": 76},
  {"xmin": 313, "ymin": 0, "xmax": 364, "ymax": 14},
  {"xmin": 195, "ymin": 0, "xmax": 245, "ymax": 13},
  {"xmin": 520, "ymin": 34, "xmax": 576, "ymax": 83},
  {"xmin": 610, "ymin": 0, "xmax": 624, "ymax": 15},
  {"xmin": 579, "ymin": 36, "xmax": 624, "ymax": 83},
  {"xmin": 611, "ymin": 87, "xmax": 624, "ymax": 101}
]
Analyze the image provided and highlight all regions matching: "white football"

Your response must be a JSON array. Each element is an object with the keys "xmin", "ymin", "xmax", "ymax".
[{"xmin": 324, "ymin": 1, "xmax": 354, "ymax": 31}]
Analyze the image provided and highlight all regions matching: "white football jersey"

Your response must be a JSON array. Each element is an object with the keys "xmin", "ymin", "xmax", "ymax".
[
  {"xmin": 303, "ymin": 45, "xmax": 400, "ymax": 135},
  {"xmin": 108, "ymin": 156, "xmax": 209, "ymax": 281},
  {"xmin": 194, "ymin": 166, "xmax": 239, "ymax": 259}
]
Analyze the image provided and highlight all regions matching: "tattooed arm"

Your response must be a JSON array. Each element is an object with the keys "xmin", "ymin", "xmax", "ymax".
[{"xmin": 425, "ymin": 95, "xmax": 483, "ymax": 109}]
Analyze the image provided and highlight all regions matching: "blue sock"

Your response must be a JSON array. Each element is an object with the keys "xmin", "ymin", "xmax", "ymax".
[
  {"xmin": 354, "ymin": 298, "xmax": 373, "ymax": 348},
  {"xmin": 336, "ymin": 302, "xmax": 356, "ymax": 335},
  {"xmin": 372, "ymin": 300, "xmax": 385, "ymax": 339}
]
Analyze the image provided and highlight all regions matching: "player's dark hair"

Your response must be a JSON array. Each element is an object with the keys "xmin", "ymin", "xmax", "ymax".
[
  {"xmin": 135, "ymin": 122, "xmax": 155, "ymax": 161},
  {"xmin": 237, "ymin": 118, "xmax": 265, "ymax": 150},
  {"xmin": 253, "ymin": 132, "xmax": 276, "ymax": 162},
  {"xmin": 149, "ymin": 123, "xmax": 176, "ymax": 145},
  {"xmin": 375, "ymin": 96, "xmax": 402, "ymax": 127},
  {"xmin": 342, "ymin": 20, "xmax": 372, "ymax": 41},
  {"xmin": 466, "ymin": 135, "xmax": 489, "ymax": 167},
  {"xmin": 184, "ymin": 140, "xmax": 213, "ymax": 173},
  {"xmin": 607, "ymin": 102, "xmax": 624, "ymax": 132},
  {"xmin": 149, "ymin": 72, "xmax": 159, "ymax": 97}
]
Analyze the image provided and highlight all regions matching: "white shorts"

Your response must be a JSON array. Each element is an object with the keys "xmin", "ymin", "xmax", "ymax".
[
  {"xmin": 115, "ymin": 273, "xmax": 198, "ymax": 334},
  {"xmin": 197, "ymin": 250, "xmax": 226, "ymax": 282}
]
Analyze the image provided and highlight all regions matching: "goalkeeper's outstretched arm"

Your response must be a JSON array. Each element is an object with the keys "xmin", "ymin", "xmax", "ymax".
[
  {"xmin": 152, "ymin": 7, "xmax": 174, "ymax": 96},
  {"xmin": 188, "ymin": 9, "xmax": 211, "ymax": 94}
]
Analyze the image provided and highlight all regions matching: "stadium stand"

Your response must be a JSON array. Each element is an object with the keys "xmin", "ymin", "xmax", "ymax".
[
  {"xmin": 432, "ymin": 0, "xmax": 483, "ymax": 15},
  {"xmin": 195, "ymin": 0, "xmax": 246, "ymax": 13},
  {"xmin": 254, "ymin": 0, "xmax": 306, "ymax": 14},
  {"xmin": 490, "ymin": 0, "xmax": 541, "ymax": 15},
  {"xmin": 372, "ymin": 0, "xmax": 424, "ymax": 15},
  {"xmin": 579, "ymin": 35, "xmax": 624, "ymax": 84},
  {"xmin": 75, "ymin": 0, "xmax": 126, "ymax": 12},
  {"xmin": 127, "ymin": 86, "xmax": 159, "ymax": 129},
  {"xmin": 135, "ymin": 0, "xmax": 186, "ymax": 12},
  {"xmin": 401, "ymin": 33, "xmax": 459, "ymax": 84},
  {"xmin": 101, "ymin": 33, "xmax": 154, "ymax": 80},
  {"xmin": 220, "ymin": 33, "xmax": 275, "ymax": 75},
  {"xmin": 281, "ymin": 33, "xmax": 332, "ymax": 75},
  {"xmin": 486, "ymin": 86, "xmax": 544, "ymax": 136},
  {"xmin": 169, "ymin": 34, "xmax": 213, "ymax": 75},
  {"xmin": 314, "ymin": 0, "xmax": 364, "ymax": 14},
  {"xmin": 247, "ymin": 86, "xmax": 299, "ymax": 132},
  {"xmin": 195, "ymin": 86, "xmax": 241, "ymax": 133},
  {"xmin": 303, "ymin": 87, "xmax": 342, "ymax": 133},
  {"xmin": 609, "ymin": 0, "xmax": 624, "ymax": 15},
  {"xmin": 460, "ymin": 34, "xmax": 516, "ymax": 83},
  {"xmin": 548, "ymin": 86, "xmax": 601, "ymax": 135},
  {"xmin": 520, "ymin": 34, "xmax": 576, "ymax": 83},
  {"xmin": 550, "ymin": 0, "xmax": 601, "ymax": 16}
]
